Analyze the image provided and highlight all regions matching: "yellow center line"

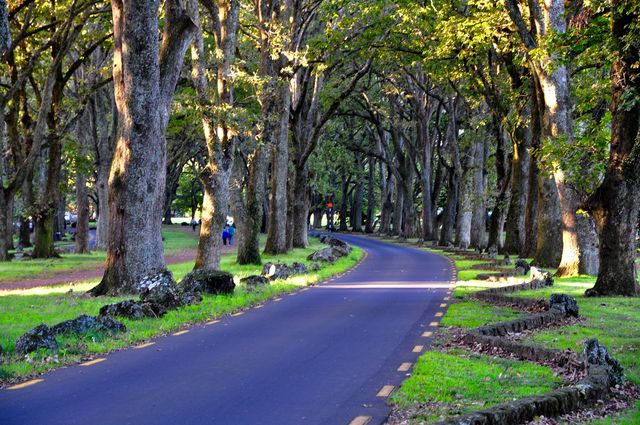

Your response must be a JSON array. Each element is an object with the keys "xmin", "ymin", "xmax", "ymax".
[
  {"xmin": 429, "ymin": 321, "xmax": 439, "ymax": 327},
  {"xmin": 397, "ymin": 362, "xmax": 412, "ymax": 372},
  {"xmin": 134, "ymin": 342, "xmax": 155, "ymax": 349},
  {"xmin": 435, "ymin": 312, "xmax": 444, "ymax": 317},
  {"xmin": 422, "ymin": 331, "xmax": 433, "ymax": 337},
  {"xmin": 412, "ymin": 345, "xmax": 424, "ymax": 353},
  {"xmin": 172, "ymin": 330, "xmax": 190, "ymax": 336},
  {"xmin": 377, "ymin": 385, "xmax": 395, "ymax": 397},
  {"xmin": 80, "ymin": 358, "xmax": 106, "ymax": 367},
  {"xmin": 349, "ymin": 416, "xmax": 372, "ymax": 425},
  {"xmin": 440, "ymin": 303, "xmax": 447, "ymax": 308},
  {"xmin": 206, "ymin": 320, "xmax": 221, "ymax": 325},
  {"xmin": 7, "ymin": 379, "xmax": 44, "ymax": 390}
]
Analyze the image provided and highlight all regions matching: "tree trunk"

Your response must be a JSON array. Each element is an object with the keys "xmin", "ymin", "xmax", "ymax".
[
  {"xmin": 585, "ymin": 3, "xmax": 640, "ymax": 296},
  {"xmin": 351, "ymin": 153, "xmax": 364, "ymax": 232},
  {"xmin": 237, "ymin": 145, "xmax": 268, "ymax": 265},
  {"xmin": 338, "ymin": 172, "xmax": 350, "ymax": 232},
  {"xmin": 470, "ymin": 138, "xmax": 488, "ymax": 249},
  {"xmin": 95, "ymin": 160, "xmax": 110, "ymax": 250},
  {"xmin": 291, "ymin": 164, "xmax": 310, "ymax": 247},
  {"xmin": 92, "ymin": 0, "xmax": 195, "ymax": 295},
  {"xmin": 391, "ymin": 177, "xmax": 404, "ymax": 236},
  {"xmin": 439, "ymin": 171, "xmax": 458, "ymax": 246},
  {"xmin": 534, "ymin": 174, "xmax": 563, "ymax": 266},
  {"xmin": 379, "ymin": 164, "xmax": 393, "ymax": 235},
  {"xmin": 523, "ymin": 155, "xmax": 539, "ymax": 257},
  {"xmin": 365, "ymin": 156, "xmax": 375, "ymax": 233},
  {"xmin": 192, "ymin": 1, "xmax": 238, "ymax": 269},
  {"xmin": 75, "ymin": 140, "xmax": 90, "ymax": 254},
  {"xmin": 456, "ymin": 143, "xmax": 477, "ymax": 249},
  {"xmin": 264, "ymin": 83, "xmax": 290, "ymax": 254},
  {"xmin": 5, "ymin": 196, "xmax": 13, "ymax": 250},
  {"xmin": 504, "ymin": 137, "xmax": 530, "ymax": 256},
  {"xmin": 32, "ymin": 136, "xmax": 62, "ymax": 259},
  {"xmin": 0, "ymin": 191, "xmax": 10, "ymax": 260}
]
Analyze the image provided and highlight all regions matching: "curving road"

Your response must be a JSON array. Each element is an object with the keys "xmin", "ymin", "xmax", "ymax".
[{"xmin": 1, "ymin": 235, "xmax": 454, "ymax": 425}]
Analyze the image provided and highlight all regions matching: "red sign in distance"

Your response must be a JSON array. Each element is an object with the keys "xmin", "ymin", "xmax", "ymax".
[{"xmin": 327, "ymin": 202, "xmax": 333, "ymax": 209}]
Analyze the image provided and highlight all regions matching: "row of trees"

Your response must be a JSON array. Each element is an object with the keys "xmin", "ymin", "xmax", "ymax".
[{"xmin": 1, "ymin": 0, "xmax": 638, "ymax": 297}]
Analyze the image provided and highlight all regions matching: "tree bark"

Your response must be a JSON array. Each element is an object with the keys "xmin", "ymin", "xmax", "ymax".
[
  {"xmin": 351, "ymin": 152, "xmax": 364, "ymax": 232},
  {"xmin": 0, "ymin": 191, "xmax": 9, "ymax": 261},
  {"xmin": 92, "ymin": 0, "xmax": 196, "ymax": 295},
  {"xmin": 503, "ymin": 134, "xmax": 530, "ymax": 256},
  {"xmin": 470, "ymin": 138, "xmax": 488, "ymax": 249},
  {"xmin": 585, "ymin": 2, "xmax": 640, "ymax": 296},
  {"xmin": 365, "ymin": 156, "xmax": 376, "ymax": 233},
  {"xmin": 237, "ymin": 144, "xmax": 268, "ymax": 264},
  {"xmin": 192, "ymin": 0, "xmax": 239, "ymax": 269},
  {"xmin": 75, "ymin": 122, "xmax": 90, "ymax": 254},
  {"xmin": 263, "ymin": 83, "xmax": 290, "ymax": 254}
]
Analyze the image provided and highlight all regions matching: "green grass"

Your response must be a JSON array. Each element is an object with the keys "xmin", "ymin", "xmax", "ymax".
[
  {"xmin": 385, "ymin": 242, "xmax": 640, "ymax": 423},
  {"xmin": 0, "ymin": 240, "xmax": 363, "ymax": 385},
  {"xmin": 511, "ymin": 277, "xmax": 640, "ymax": 386},
  {"xmin": 0, "ymin": 226, "xmax": 198, "ymax": 283},
  {"xmin": 391, "ymin": 349, "xmax": 563, "ymax": 423},
  {"xmin": 440, "ymin": 299, "xmax": 523, "ymax": 328}
]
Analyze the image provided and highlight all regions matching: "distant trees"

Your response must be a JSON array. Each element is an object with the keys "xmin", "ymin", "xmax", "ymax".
[{"xmin": 1, "ymin": 0, "xmax": 637, "ymax": 297}]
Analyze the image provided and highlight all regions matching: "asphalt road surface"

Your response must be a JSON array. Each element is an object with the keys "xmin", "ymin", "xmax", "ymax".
[{"xmin": 1, "ymin": 234, "xmax": 454, "ymax": 425}]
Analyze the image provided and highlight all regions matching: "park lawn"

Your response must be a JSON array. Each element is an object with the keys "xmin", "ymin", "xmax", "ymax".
[
  {"xmin": 390, "ymin": 349, "xmax": 563, "ymax": 423},
  {"xmin": 0, "ymin": 241, "xmax": 363, "ymax": 385},
  {"xmin": 0, "ymin": 226, "xmax": 199, "ymax": 283},
  {"xmin": 419, "ymin": 246, "xmax": 640, "ymax": 423},
  {"xmin": 512, "ymin": 277, "xmax": 640, "ymax": 386}
]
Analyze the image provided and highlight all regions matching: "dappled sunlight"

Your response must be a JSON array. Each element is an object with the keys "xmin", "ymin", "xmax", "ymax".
[{"xmin": 0, "ymin": 282, "xmax": 97, "ymax": 297}]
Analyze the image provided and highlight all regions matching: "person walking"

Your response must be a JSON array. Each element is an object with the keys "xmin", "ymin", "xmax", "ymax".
[
  {"xmin": 222, "ymin": 225, "xmax": 229, "ymax": 245},
  {"xmin": 228, "ymin": 223, "xmax": 236, "ymax": 246}
]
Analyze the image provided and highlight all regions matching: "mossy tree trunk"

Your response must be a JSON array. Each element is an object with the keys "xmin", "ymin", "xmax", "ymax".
[{"xmin": 585, "ymin": 2, "xmax": 640, "ymax": 296}]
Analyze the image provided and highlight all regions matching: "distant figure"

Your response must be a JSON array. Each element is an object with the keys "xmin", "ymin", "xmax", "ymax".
[
  {"xmin": 190, "ymin": 218, "xmax": 197, "ymax": 231},
  {"xmin": 222, "ymin": 225, "xmax": 230, "ymax": 245},
  {"xmin": 228, "ymin": 223, "xmax": 236, "ymax": 246}
]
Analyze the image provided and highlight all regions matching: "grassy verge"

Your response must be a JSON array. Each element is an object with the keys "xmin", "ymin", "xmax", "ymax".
[
  {"xmin": 0, "ymin": 239, "xmax": 363, "ymax": 385},
  {"xmin": 390, "ymin": 350, "xmax": 562, "ymax": 423},
  {"xmin": 411, "ymin": 244, "xmax": 640, "ymax": 424},
  {"xmin": 0, "ymin": 226, "xmax": 198, "ymax": 283}
]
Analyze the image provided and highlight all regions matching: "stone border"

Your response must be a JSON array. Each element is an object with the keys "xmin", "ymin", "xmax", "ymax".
[{"xmin": 431, "ymin": 276, "xmax": 620, "ymax": 425}]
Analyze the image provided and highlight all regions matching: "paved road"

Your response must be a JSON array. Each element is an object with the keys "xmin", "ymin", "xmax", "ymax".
[{"xmin": 1, "ymin": 235, "xmax": 454, "ymax": 425}]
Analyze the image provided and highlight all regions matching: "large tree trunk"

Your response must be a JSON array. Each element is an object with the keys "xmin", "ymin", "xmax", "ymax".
[
  {"xmin": 439, "ymin": 170, "xmax": 458, "ymax": 246},
  {"xmin": 192, "ymin": 1, "xmax": 238, "ymax": 269},
  {"xmin": 534, "ymin": 174, "xmax": 563, "ymax": 266},
  {"xmin": 264, "ymin": 83, "xmax": 290, "ymax": 254},
  {"xmin": 32, "ymin": 137, "xmax": 62, "ymax": 259},
  {"xmin": 470, "ymin": 138, "xmax": 488, "ymax": 249},
  {"xmin": 92, "ymin": 0, "xmax": 195, "ymax": 295},
  {"xmin": 94, "ymin": 92, "xmax": 116, "ymax": 250},
  {"xmin": 238, "ymin": 145, "xmax": 268, "ymax": 264},
  {"xmin": 585, "ymin": 3, "xmax": 640, "ymax": 296},
  {"xmin": 503, "ymin": 136, "xmax": 530, "ymax": 256},
  {"xmin": 456, "ymin": 142, "xmax": 477, "ymax": 249}
]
